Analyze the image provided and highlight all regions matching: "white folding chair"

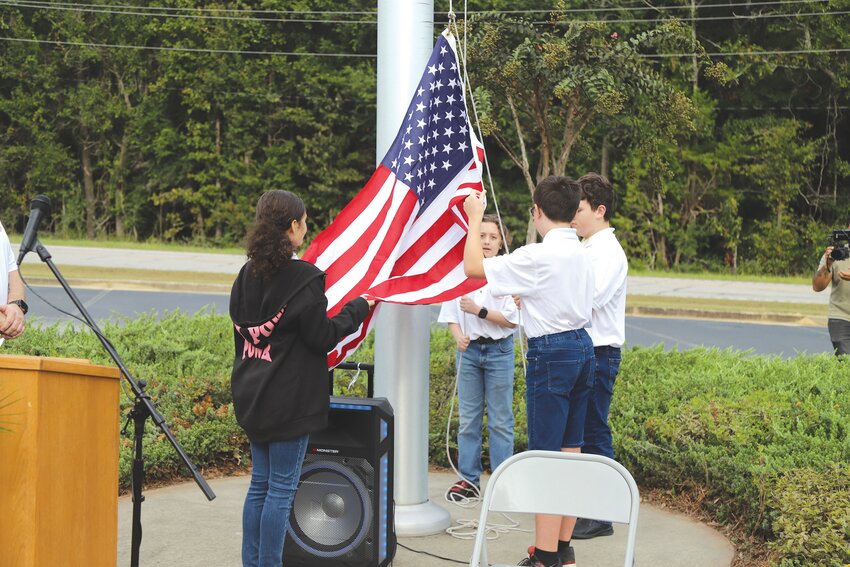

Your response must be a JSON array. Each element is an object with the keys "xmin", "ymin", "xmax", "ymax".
[{"xmin": 468, "ymin": 450, "xmax": 640, "ymax": 567}]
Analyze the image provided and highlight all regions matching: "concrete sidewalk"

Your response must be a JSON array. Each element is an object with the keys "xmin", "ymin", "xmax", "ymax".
[
  {"xmin": 15, "ymin": 243, "xmax": 827, "ymax": 306},
  {"xmin": 118, "ymin": 470, "xmax": 735, "ymax": 567}
]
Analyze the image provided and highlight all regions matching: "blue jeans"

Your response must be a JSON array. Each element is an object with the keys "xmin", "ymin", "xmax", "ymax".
[
  {"xmin": 525, "ymin": 329, "xmax": 595, "ymax": 450},
  {"xmin": 456, "ymin": 335, "xmax": 515, "ymax": 485},
  {"xmin": 582, "ymin": 346, "xmax": 621, "ymax": 460},
  {"xmin": 242, "ymin": 434, "xmax": 309, "ymax": 567}
]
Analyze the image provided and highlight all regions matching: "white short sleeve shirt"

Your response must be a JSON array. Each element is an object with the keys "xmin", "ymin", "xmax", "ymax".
[
  {"xmin": 582, "ymin": 227, "xmax": 627, "ymax": 347},
  {"xmin": 482, "ymin": 228, "xmax": 594, "ymax": 338},
  {"xmin": 438, "ymin": 283, "xmax": 519, "ymax": 341},
  {"xmin": 0, "ymin": 221, "xmax": 17, "ymax": 307}
]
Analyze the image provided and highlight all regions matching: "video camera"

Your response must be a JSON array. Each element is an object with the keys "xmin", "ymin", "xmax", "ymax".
[{"xmin": 829, "ymin": 229, "xmax": 850, "ymax": 261}]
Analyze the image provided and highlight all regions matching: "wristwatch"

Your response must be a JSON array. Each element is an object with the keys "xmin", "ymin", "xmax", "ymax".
[
  {"xmin": 11, "ymin": 299, "xmax": 28, "ymax": 315},
  {"xmin": 477, "ymin": 307, "xmax": 488, "ymax": 319}
]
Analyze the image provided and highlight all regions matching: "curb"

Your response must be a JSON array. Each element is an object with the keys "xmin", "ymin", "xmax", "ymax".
[
  {"xmin": 627, "ymin": 306, "xmax": 826, "ymax": 327},
  {"xmin": 25, "ymin": 276, "xmax": 823, "ymax": 327},
  {"xmin": 23, "ymin": 276, "xmax": 231, "ymax": 295}
]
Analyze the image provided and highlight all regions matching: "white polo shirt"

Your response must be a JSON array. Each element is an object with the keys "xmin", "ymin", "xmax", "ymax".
[
  {"xmin": 582, "ymin": 227, "xmax": 627, "ymax": 348},
  {"xmin": 482, "ymin": 228, "xmax": 594, "ymax": 338},
  {"xmin": 0, "ymin": 221, "xmax": 16, "ymax": 306},
  {"xmin": 438, "ymin": 284, "xmax": 519, "ymax": 341}
]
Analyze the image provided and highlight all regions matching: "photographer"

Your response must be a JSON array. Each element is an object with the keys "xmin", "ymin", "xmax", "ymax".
[
  {"xmin": 812, "ymin": 225, "xmax": 850, "ymax": 356},
  {"xmin": 0, "ymin": 218, "xmax": 26, "ymax": 344}
]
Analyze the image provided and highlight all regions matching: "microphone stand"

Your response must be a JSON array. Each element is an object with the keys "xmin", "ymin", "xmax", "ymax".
[{"xmin": 31, "ymin": 241, "xmax": 216, "ymax": 567}]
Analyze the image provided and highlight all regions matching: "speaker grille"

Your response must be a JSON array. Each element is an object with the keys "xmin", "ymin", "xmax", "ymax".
[{"xmin": 287, "ymin": 457, "xmax": 374, "ymax": 558}]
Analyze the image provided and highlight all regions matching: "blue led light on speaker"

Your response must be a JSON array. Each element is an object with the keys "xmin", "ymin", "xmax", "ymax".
[
  {"xmin": 379, "ymin": 453, "xmax": 388, "ymax": 562},
  {"xmin": 329, "ymin": 403, "xmax": 372, "ymax": 411},
  {"xmin": 380, "ymin": 419, "xmax": 388, "ymax": 442}
]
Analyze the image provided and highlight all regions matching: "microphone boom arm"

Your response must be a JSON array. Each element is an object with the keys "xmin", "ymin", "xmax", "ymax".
[{"xmin": 33, "ymin": 241, "xmax": 216, "ymax": 567}]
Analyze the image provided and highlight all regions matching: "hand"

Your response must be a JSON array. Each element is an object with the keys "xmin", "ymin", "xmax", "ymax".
[
  {"xmin": 825, "ymin": 247, "xmax": 835, "ymax": 270},
  {"xmin": 455, "ymin": 335, "xmax": 470, "ymax": 352},
  {"xmin": 458, "ymin": 295, "xmax": 480, "ymax": 315},
  {"xmin": 0, "ymin": 303, "xmax": 25, "ymax": 339},
  {"xmin": 463, "ymin": 191, "xmax": 485, "ymax": 224},
  {"xmin": 512, "ymin": 295, "xmax": 521, "ymax": 310},
  {"xmin": 360, "ymin": 295, "xmax": 377, "ymax": 309},
  {"xmin": 838, "ymin": 270, "xmax": 850, "ymax": 282}
]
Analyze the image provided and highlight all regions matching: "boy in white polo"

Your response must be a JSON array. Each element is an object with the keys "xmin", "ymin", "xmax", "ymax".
[
  {"xmin": 463, "ymin": 176, "xmax": 594, "ymax": 567},
  {"xmin": 569, "ymin": 173, "xmax": 628, "ymax": 541},
  {"xmin": 0, "ymin": 219, "xmax": 26, "ymax": 345}
]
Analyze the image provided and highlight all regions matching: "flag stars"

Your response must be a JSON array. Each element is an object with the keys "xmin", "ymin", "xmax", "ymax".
[
  {"xmin": 438, "ymin": 63, "xmax": 444, "ymax": 72},
  {"xmin": 445, "ymin": 111, "xmax": 455, "ymax": 121},
  {"xmin": 446, "ymin": 95, "xmax": 456, "ymax": 105},
  {"xmin": 448, "ymin": 78, "xmax": 458, "ymax": 89},
  {"xmin": 406, "ymin": 125, "xmax": 412, "ymax": 135},
  {"xmin": 418, "ymin": 135, "xmax": 426, "ymax": 145},
  {"xmin": 416, "ymin": 119, "xmax": 426, "ymax": 129},
  {"xmin": 441, "ymin": 160, "xmax": 452, "ymax": 171},
  {"xmin": 404, "ymin": 139, "xmax": 413, "ymax": 150},
  {"xmin": 435, "ymin": 80, "xmax": 444, "ymax": 90},
  {"xmin": 428, "ymin": 178, "xmax": 436, "ymax": 189},
  {"xmin": 443, "ymin": 143, "xmax": 453, "ymax": 153},
  {"xmin": 440, "ymin": 45, "xmax": 447, "ymax": 55},
  {"xmin": 443, "ymin": 127, "xmax": 454, "ymax": 137},
  {"xmin": 458, "ymin": 141, "xmax": 468, "ymax": 152},
  {"xmin": 428, "ymin": 64, "xmax": 437, "ymax": 75},
  {"xmin": 433, "ymin": 96, "xmax": 442, "ymax": 107},
  {"xmin": 417, "ymin": 87, "xmax": 424, "ymax": 97},
  {"xmin": 429, "ymin": 81, "xmax": 436, "ymax": 92},
  {"xmin": 430, "ymin": 162, "xmax": 437, "ymax": 172},
  {"xmin": 415, "ymin": 102, "xmax": 425, "ymax": 113},
  {"xmin": 404, "ymin": 155, "xmax": 414, "ymax": 166},
  {"xmin": 460, "ymin": 124, "xmax": 468, "ymax": 135},
  {"xmin": 404, "ymin": 172, "xmax": 414, "ymax": 182}
]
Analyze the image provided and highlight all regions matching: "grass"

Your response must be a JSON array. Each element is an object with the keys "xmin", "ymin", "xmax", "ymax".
[
  {"xmin": 19, "ymin": 263, "xmax": 235, "ymax": 286},
  {"xmin": 8, "ymin": 234, "xmax": 244, "ymax": 255},
  {"xmin": 629, "ymin": 266, "xmax": 812, "ymax": 286}
]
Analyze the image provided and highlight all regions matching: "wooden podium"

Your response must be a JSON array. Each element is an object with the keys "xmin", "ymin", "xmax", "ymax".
[{"xmin": 0, "ymin": 354, "xmax": 121, "ymax": 567}]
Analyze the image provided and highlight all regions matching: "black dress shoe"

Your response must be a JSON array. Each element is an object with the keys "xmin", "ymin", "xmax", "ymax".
[{"xmin": 571, "ymin": 518, "xmax": 614, "ymax": 540}]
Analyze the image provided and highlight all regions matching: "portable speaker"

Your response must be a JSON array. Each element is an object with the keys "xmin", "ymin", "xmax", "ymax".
[{"xmin": 283, "ymin": 396, "xmax": 395, "ymax": 567}]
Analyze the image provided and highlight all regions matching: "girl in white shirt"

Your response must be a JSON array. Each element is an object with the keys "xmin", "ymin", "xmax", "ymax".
[{"xmin": 438, "ymin": 215, "xmax": 519, "ymax": 500}]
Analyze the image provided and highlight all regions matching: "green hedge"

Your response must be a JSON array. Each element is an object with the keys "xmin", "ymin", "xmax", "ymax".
[{"xmin": 3, "ymin": 312, "xmax": 848, "ymax": 565}]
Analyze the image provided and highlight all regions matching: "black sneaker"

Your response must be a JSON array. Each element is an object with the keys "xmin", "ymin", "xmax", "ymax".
[
  {"xmin": 446, "ymin": 479, "xmax": 479, "ymax": 502},
  {"xmin": 571, "ymin": 518, "xmax": 614, "ymax": 540},
  {"xmin": 519, "ymin": 545, "xmax": 575, "ymax": 567}
]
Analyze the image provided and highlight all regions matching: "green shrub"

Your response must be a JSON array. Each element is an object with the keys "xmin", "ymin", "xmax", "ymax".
[{"xmin": 4, "ymin": 315, "xmax": 849, "ymax": 565}]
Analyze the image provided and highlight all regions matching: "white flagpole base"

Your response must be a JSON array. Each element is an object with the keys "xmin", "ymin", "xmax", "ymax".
[{"xmin": 394, "ymin": 501, "xmax": 451, "ymax": 537}]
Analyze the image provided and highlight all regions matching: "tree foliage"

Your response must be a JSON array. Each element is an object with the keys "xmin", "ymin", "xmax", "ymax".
[{"xmin": 0, "ymin": 0, "xmax": 847, "ymax": 274}]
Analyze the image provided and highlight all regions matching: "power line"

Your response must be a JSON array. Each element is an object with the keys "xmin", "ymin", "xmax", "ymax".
[
  {"xmin": 440, "ymin": 9, "xmax": 850, "ymax": 26},
  {"xmin": 2, "ymin": 0, "xmax": 844, "ymax": 26},
  {"xmin": 0, "ymin": 0, "xmax": 376, "ymax": 15},
  {"xmin": 641, "ymin": 47, "xmax": 850, "ymax": 57},
  {"xmin": 2, "ymin": 34, "xmax": 846, "ymax": 60},
  {"xmin": 0, "ymin": 0, "xmax": 827, "ymax": 16},
  {"xmin": 0, "ymin": 36, "xmax": 377, "ymax": 58},
  {"xmin": 466, "ymin": 0, "xmax": 830, "ymax": 14},
  {"xmin": 0, "ymin": 0, "xmax": 377, "ymax": 23}
]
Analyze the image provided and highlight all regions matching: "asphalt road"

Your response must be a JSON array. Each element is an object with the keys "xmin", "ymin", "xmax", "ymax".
[{"xmin": 21, "ymin": 286, "xmax": 833, "ymax": 358}]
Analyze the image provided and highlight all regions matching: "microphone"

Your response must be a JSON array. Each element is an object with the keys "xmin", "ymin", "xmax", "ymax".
[{"xmin": 17, "ymin": 194, "xmax": 52, "ymax": 266}]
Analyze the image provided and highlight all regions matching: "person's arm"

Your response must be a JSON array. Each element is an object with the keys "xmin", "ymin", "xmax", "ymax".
[
  {"xmin": 813, "ymin": 248, "xmax": 834, "ymax": 292},
  {"xmin": 0, "ymin": 270, "xmax": 25, "ymax": 339},
  {"xmin": 458, "ymin": 295, "xmax": 516, "ymax": 328},
  {"xmin": 463, "ymin": 192, "xmax": 486, "ymax": 279},
  {"xmin": 298, "ymin": 286, "xmax": 370, "ymax": 353},
  {"xmin": 447, "ymin": 322, "xmax": 470, "ymax": 352}
]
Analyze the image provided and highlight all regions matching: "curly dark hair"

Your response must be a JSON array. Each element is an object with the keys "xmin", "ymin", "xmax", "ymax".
[
  {"xmin": 245, "ymin": 190, "xmax": 306, "ymax": 279},
  {"xmin": 577, "ymin": 172, "xmax": 615, "ymax": 220}
]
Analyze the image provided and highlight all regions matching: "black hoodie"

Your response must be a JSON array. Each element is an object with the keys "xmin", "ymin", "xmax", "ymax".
[{"xmin": 229, "ymin": 259, "xmax": 369, "ymax": 443}]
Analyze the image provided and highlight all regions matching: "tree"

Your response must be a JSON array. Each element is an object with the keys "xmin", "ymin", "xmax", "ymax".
[{"xmin": 466, "ymin": 12, "xmax": 723, "ymax": 243}]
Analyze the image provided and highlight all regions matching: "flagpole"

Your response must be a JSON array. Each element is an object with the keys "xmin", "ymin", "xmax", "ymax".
[{"xmin": 375, "ymin": 0, "xmax": 450, "ymax": 537}]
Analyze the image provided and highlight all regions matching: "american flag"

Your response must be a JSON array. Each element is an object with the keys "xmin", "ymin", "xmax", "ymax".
[{"xmin": 302, "ymin": 30, "xmax": 486, "ymax": 367}]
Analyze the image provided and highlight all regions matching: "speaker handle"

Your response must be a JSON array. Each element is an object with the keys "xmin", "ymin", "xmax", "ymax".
[{"xmin": 329, "ymin": 362, "xmax": 375, "ymax": 398}]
